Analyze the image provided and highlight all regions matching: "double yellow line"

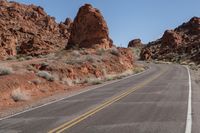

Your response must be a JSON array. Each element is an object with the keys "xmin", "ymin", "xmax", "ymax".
[{"xmin": 49, "ymin": 69, "xmax": 166, "ymax": 133}]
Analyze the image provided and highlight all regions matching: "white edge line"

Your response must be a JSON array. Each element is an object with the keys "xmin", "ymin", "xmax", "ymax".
[
  {"xmin": 0, "ymin": 66, "xmax": 151, "ymax": 121},
  {"xmin": 185, "ymin": 66, "xmax": 192, "ymax": 133}
]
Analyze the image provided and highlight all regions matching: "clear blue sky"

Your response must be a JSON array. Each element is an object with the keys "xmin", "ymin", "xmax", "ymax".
[{"xmin": 13, "ymin": 0, "xmax": 200, "ymax": 47}]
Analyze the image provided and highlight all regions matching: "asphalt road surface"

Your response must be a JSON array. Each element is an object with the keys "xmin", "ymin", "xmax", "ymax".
[{"xmin": 0, "ymin": 64, "xmax": 198, "ymax": 133}]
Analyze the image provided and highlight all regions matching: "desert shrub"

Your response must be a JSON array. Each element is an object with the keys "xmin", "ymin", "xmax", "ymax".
[
  {"xmin": 133, "ymin": 67, "xmax": 145, "ymax": 74},
  {"xmin": 37, "ymin": 71, "xmax": 55, "ymax": 81},
  {"xmin": 11, "ymin": 88, "xmax": 29, "ymax": 102},
  {"xmin": 65, "ymin": 59, "xmax": 83, "ymax": 65},
  {"xmin": 0, "ymin": 66, "xmax": 13, "ymax": 76},
  {"xmin": 130, "ymin": 48, "xmax": 141, "ymax": 59},
  {"xmin": 86, "ymin": 55, "xmax": 95, "ymax": 63},
  {"xmin": 41, "ymin": 62, "xmax": 49, "ymax": 67},
  {"xmin": 96, "ymin": 48, "xmax": 105, "ymax": 56},
  {"xmin": 18, "ymin": 57, "xmax": 25, "ymax": 61},
  {"xmin": 110, "ymin": 47, "xmax": 120, "ymax": 56},
  {"xmin": 31, "ymin": 79, "xmax": 41, "ymax": 85},
  {"xmin": 73, "ymin": 78, "xmax": 81, "ymax": 84},
  {"xmin": 72, "ymin": 50, "xmax": 80, "ymax": 57},
  {"xmin": 120, "ymin": 70, "xmax": 133, "ymax": 77},
  {"xmin": 6, "ymin": 56, "xmax": 16, "ymax": 60},
  {"xmin": 27, "ymin": 65, "xmax": 38, "ymax": 72},
  {"xmin": 38, "ymin": 55, "xmax": 44, "ymax": 58},
  {"xmin": 25, "ymin": 56, "xmax": 33, "ymax": 60},
  {"xmin": 105, "ymin": 74, "xmax": 115, "ymax": 81},
  {"xmin": 61, "ymin": 78, "xmax": 73, "ymax": 86},
  {"xmin": 85, "ymin": 77, "xmax": 102, "ymax": 85}
]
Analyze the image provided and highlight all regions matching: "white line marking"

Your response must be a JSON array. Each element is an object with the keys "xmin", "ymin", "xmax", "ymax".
[
  {"xmin": 185, "ymin": 66, "xmax": 192, "ymax": 133},
  {"xmin": 0, "ymin": 67, "xmax": 151, "ymax": 121}
]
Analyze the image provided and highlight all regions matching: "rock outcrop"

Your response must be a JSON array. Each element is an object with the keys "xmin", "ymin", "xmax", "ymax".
[
  {"xmin": 66, "ymin": 4, "xmax": 113, "ymax": 49},
  {"xmin": 141, "ymin": 17, "xmax": 200, "ymax": 64},
  {"xmin": 128, "ymin": 39, "xmax": 144, "ymax": 48},
  {"xmin": 0, "ymin": 0, "xmax": 71, "ymax": 59},
  {"xmin": 161, "ymin": 30, "xmax": 182, "ymax": 49}
]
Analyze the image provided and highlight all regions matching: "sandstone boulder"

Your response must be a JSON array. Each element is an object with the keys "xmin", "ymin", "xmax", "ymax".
[
  {"xmin": 66, "ymin": 4, "xmax": 113, "ymax": 49},
  {"xmin": 128, "ymin": 39, "xmax": 143, "ymax": 48},
  {"xmin": 161, "ymin": 30, "xmax": 182, "ymax": 49},
  {"xmin": 140, "ymin": 48, "xmax": 152, "ymax": 60}
]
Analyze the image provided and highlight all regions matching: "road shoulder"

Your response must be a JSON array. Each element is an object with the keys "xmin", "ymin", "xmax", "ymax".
[{"xmin": 190, "ymin": 69, "xmax": 200, "ymax": 133}]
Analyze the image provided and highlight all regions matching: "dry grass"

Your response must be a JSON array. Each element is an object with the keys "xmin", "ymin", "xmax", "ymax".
[{"xmin": 11, "ymin": 88, "xmax": 29, "ymax": 102}]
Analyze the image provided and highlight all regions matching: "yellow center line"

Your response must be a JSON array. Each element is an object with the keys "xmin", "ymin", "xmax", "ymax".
[{"xmin": 48, "ymin": 69, "xmax": 167, "ymax": 133}]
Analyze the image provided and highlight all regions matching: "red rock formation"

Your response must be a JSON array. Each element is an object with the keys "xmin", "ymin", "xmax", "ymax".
[
  {"xmin": 141, "ymin": 17, "xmax": 200, "ymax": 64},
  {"xmin": 66, "ymin": 4, "xmax": 113, "ymax": 49},
  {"xmin": 140, "ymin": 48, "xmax": 152, "ymax": 60},
  {"xmin": 0, "ymin": 0, "xmax": 71, "ymax": 58},
  {"xmin": 0, "ymin": 34, "xmax": 17, "ymax": 59},
  {"xmin": 161, "ymin": 30, "xmax": 182, "ymax": 49},
  {"xmin": 128, "ymin": 39, "xmax": 144, "ymax": 48}
]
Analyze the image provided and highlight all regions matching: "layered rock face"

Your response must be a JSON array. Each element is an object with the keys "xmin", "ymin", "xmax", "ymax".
[
  {"xmin": 66, "ymin": 4, "xmax": 113, "ymax": 49},
  {"xmin": 0, "ymin": 0, "xmax": 71, "ymax": 59},
  {"xmin": 128, "ymin": 39, "xmax": 144, "ymax": 48},
  {"xmin": 141, "ymin": 17, "xmax": 200, "ymax": 64}
]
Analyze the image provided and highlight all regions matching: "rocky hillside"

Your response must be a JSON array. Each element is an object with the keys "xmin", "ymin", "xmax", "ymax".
[
  {"xmin": 0, "ymin": 2, "xmax": 141, "ymax": 115},
  {"xmin": 66, "ymin": 4, "xmax": 113, "ymax": 49},
  {"xmin": 0, "ymin": 0, "xmax": 72, "ymax": 59},
  {"xmin": 141, "ymin": 17, "xmax": 200, "ymax": 64}
]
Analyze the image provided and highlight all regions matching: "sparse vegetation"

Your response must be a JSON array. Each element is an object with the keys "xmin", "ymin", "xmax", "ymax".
[
  {"xmin": 85, "ymin": 77, "xmax": 102, "ymax": 85},
  {"xmin": 61, "ymin": 78, "xmax": 74, "ymax": 86},
  {"xmin": 31, "ymin": 79, "xmax": 42, "ymax": 85},
  {"xmin": 133, "ymin": 67, "xmax": 145, "ymax": 73},
  {"xmin": 130, "ymin": 48, "xmax": 141, "ymax": 59},
  {"xmin": 6, "ymin": 56, "xmax": 16, "ymax": 60},
  {"xmin": 96, "ymin": 48, "xmax": 105, "ymax": 56},
  {"xmin": 11, "ymin": 88, "xmax": 29, "ymax": 102},
  {"xmin": 37, "ymin": 71, "xmax": 55, "ymax": 81},
  {"xmin": 0, "ymin": 66, "xmax": 13, "ymax": 76},
  {"xmin": 27, "ymin": 65, "xmax": 38, "ymax": 72},
  {"xmin": 110, "ymin": 47, "xmax": 120, "ymax": 56},
  {"xmin": 86, "ymin": 55, "xmax": 95, "ymax": 63},
  {"xmin": 41, "ymin": 62, "xmax": 49, "ymax": 67},
  {"xmin": 72, "ymin": 50, "xmax": 80, "ymax": 57},
  {"xmin": 18, "ymin": 57, "xmax": 25, "ymax": 61},
  {"xmin": 25, "ymin": 56, "xmax": 33, "ymax": 60},
  {"xmin": 65, "ymin": 59, "xmax": 83, "ymax": 65}
]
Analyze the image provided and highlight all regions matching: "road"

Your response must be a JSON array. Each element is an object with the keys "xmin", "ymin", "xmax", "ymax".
[{"xmin": 0, "ymin": 63, "xmax": 198, "ymax": 133}]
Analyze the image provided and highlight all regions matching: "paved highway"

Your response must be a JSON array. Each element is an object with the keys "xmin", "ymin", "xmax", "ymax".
[{"xmin": 0, "ymin": 64, "xmax": 198, "ymax": 133}]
